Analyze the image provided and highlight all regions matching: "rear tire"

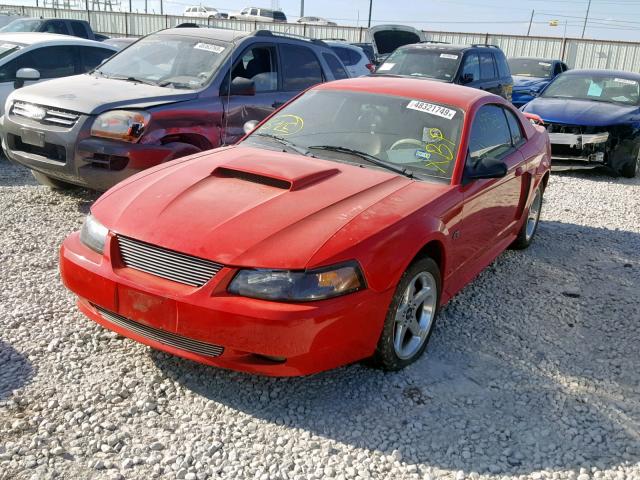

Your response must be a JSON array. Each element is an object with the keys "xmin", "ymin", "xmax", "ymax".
[
  {"xmin": 31, "ymin": 171, "xmax": 75, "ymax": 190},
  {"xmin": 370, "ymin": 257, "xmax": 441, "ymax": 371},
  {"xmin": 511, "ymin": 184, "xmax": 543, "ymax": 250}
]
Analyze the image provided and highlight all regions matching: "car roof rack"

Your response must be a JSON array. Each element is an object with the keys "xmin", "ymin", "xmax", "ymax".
[
  {"xmin": 470, "ymin": 43, "xmax": 500, "ymax": 48},
  {"xmin": 252, "ymin": 29, "xmax": 327, "ymax": 45},
  {"xmin": 420, "ymin": 40, "xmax": 450, "ymax": 44},
  {"xmin": 321, "ymin": 37, "xmax": 347, "ymax": 41}
]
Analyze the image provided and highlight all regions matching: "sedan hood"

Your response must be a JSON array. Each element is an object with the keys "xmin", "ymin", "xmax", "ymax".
[
  {"xmin": 523, "ymin": 97, "xmax": 640, "ymax": 126},
  {"xmin": 513, "ymin": 76, "xmax": 548, "ymax": 89},
  {"xmin": 93, "ymin": 146, "xmax": 418, "ymax": 269},
  {"xmin": 10, "ymin": 74, "xmax": 197, "ymax": 115}
]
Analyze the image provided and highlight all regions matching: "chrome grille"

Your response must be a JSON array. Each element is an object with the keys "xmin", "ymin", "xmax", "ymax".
[
  {"xmin": 93, "ymin": 304, "xmax": 224, "ymax": 357},
  {"xmin": 116, "ymin": 235, "xmax": 223, "ymax": 287},
  {"xmin": 12, "ymin": 101, "xmax": 80, "ymax": 127}
]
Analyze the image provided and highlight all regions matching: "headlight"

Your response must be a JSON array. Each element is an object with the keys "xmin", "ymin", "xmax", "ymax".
[
  {"xmin": 80, "ymin": 214, "xmax": 108, "ymax": 254},
  {"xmin": 228, "ymin": 262, "xmax": 365, "ymax": 301},
  {"xmin": 90, "ymin": 110, "xmax": 150, "ymax": 142}
]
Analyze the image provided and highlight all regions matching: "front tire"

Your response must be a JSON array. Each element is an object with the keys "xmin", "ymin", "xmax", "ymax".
[
  {"xmin": 370, "ymin": 257, "xmax": 441, "ymax": 371},
  {"xmin": 511, "ymin": 184, "xmax": 543, "ymax": 250},
  {"xmin": 31, "ymin": 170, "xmax": 75, "ymax": 190},
  {"xmin": 620, "ymin": 149, "xmax": 639, "ymax": 178}
]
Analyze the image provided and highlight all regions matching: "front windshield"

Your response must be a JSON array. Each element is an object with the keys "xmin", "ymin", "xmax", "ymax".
[
  {"xmin": 0, "ymin": 19, "xmax": 42, "ymax": 32},
  {"xmin": 542, "ymin": 73, "xmax": 640, "ymax": 105},
  {"xmin": 96, "ymin": 34, "xmax": 229, "ymax": 89},
  {"xmin": 375, "ymin": 49, "xmax": 460, "ymax": 81},
  {"xmin": 244, "ymin": 90, "xmax": 463, "ymax": 181},
  {"xmin": 508, "ymin": 59, "xmax": 553, "ymax": 78}
]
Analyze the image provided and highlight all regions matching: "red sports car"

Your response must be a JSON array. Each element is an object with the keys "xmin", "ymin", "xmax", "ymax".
[{"xmin": 60, "ymin": 77, "xmax": 551, "ymax": 376}]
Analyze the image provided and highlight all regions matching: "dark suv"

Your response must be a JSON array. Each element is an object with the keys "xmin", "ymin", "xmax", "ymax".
[
  {"xmin": 1, "ymin": 28, "xmax": 349, "ymax": 190},
  {"xmin": 373, "ymin": 43, "xmax": 513, "ymax": 101}
]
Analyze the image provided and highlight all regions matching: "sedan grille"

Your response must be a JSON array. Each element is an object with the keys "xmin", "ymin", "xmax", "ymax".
[
  {"xmin": 12, "ymin": 101, "xmax": 80, "ymax": 127},
  {"xmin": 116, "ymin": 235, "xmax": 223, "ymax": 287},
  {"xmin": 93, "ymin": 304, "xmax": 224, "ymax": 357}
]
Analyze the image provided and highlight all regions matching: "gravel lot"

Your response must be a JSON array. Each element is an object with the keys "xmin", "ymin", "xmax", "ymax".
[{"xmin": 1, "ymin": 157, "xmax": 639, "ymax": 480}]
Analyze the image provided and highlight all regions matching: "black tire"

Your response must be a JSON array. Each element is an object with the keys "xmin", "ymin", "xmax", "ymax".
[
  {"xmin": 620, "ymin": 152, "xmax": 639, "ymax": 178},
  {"xmin": 31, "ymin": 170, "xmax": 75, "ymax": 190},
  {"xmin": 511, "ymin": 184, "xmax": 544, "ymax": 250},
  {"xmin": 162, "ymin": 142, "xmax": 202, "ymax": 161},
  {"xmin": 370, "ymin": 257, "xmax": 441, "ymax": 371}
]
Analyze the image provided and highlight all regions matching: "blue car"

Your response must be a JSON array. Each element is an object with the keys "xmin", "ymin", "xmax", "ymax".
[
  {"xmin": 523, "ymin": 69, "xmax": 640, "ymax": 177},
  {"xmin": 508, "ymin": 57, "xmax": 568, "ymax": 107}
]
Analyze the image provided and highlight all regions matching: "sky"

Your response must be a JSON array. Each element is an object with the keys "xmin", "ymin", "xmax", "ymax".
[{"xmin": 13, "ymin": 0, "xmax": 640, "ymax": 41}]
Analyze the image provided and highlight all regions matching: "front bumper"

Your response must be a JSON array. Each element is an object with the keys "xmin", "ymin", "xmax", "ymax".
[
  {"xmin": 547, "ymin": 131, "xmax": 609, "ymax": 169},
  {"xmin": 1, "ymin": 112, "xmax": 177, "ymax": 191},
  {"xmin": 60, "ymin": 233, "xmax": 391, "ymax": 376}
]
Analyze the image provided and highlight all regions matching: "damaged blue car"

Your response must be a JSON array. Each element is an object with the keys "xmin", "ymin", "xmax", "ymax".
[
  {"xmin": 508, "ymin": 57, "xmax": 568, "ymax": 107},
  {"xmin": 522, "ymin": 69, "xmax": 640, "ymax": 178}
]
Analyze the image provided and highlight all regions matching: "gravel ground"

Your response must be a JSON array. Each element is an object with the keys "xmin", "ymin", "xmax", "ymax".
[{"xmin": 1, "ymin": 157, "xmax": 639, "ymax": 480}]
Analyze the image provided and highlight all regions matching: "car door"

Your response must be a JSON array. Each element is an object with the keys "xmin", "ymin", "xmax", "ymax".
[
  {"xmin": 478, "ymin": 52, "xmax": 501, "ymax": 96},
  {"xmin": 221, "ymin": 43, "xmax": 288, "ymax": 145},
  {"xmin": 457, "ymin": 104, "xmax": 528, "ymax": 270}
]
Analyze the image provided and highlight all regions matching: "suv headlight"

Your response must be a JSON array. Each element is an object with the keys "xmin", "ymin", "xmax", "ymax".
[
  {"xmin": 228, "ymin": 262, "xmax": 365, "ymax": 301},
  {"xmin": 91, "ymin": 110, "xmax": 150, "ymax": 142},
  {"xmin": 80, "ymin": 214, "xmax": 108, "ymax": 254}
]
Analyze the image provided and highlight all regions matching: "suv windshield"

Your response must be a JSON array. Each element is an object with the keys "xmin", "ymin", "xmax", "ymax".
[
  {"xmin": 542, "ymin": 73, "xmax": 640, "ymax": 106},
  {"xmin": 244, "ymin": 89, "xmax": 463, "ymax": 181},
  {"xmin": 509, "ymin": 59, "xmax": 553, "ymax": 78},
  {"xmin": 1, "ymin": 19, "xmax": 43, "ymax": 32},
  {"xmin": 96, "ymin": 34, "xmax": 229, "ymax": 89},
  {"xmin": 375, "ymin": 48, "xmax": 460, "ymax": 81}
]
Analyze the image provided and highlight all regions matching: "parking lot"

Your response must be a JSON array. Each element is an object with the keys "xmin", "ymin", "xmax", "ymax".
[{"xmin": 0, "ymin": 155, "xmax": 638, "ymax": 479}]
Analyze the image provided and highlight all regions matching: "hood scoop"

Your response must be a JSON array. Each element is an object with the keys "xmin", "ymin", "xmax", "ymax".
[
  {"xmin": 212, "ymin": 156, "xmax": 340, "ymax": 191},
  {"xmin": 214, "ymin": 167, "xmax": 292, "ymax": 189}
]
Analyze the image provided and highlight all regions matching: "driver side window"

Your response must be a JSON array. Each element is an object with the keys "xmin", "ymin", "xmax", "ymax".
[
  {"xmin": 230, "ymin": 45, "xmax": 278, "ymax": 92},
  {"xmin": 467, "ymin": 105, "xmax": 513, "ymax": 167}
]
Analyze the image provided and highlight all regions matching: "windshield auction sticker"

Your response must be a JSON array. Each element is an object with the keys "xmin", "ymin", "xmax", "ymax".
[
  {"xmin": 614, "ymin": 78, "xmax": 637, "ymax": 85},
  {"xmin": 407, "ymin": 100, "xmax": 456, "ymax": 120},
  {"xmin": 377, "ymin": 63, "xmax": 395, "ymax": 71},
  {"xmin": 440, "ymin": 53, "xmax": 458, "ymax": 60},
  {"xmin": 194, "ymin": 42, "xmax": 225, "ymax": 54}
]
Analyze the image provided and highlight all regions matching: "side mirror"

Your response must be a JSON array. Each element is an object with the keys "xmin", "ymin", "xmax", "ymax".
[
  {"xmin": 461, "ymin": 73, "xmax": 474, "ymax": 84},
  {"xmin": 464, "ymin": 157, "xmax": 508, "ymax": 182},
  {"xmin": 227, "ymin": 77, "xmax": 255, "ymax": 96},
  {"xmin": 14, "ymin": 68, "xmax": 40, "ymax": 89}
]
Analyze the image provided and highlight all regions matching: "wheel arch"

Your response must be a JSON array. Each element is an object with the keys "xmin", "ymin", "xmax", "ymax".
[
  {"xmin": 160, "ymin": 132, "xmax": 213, "ymax": 151},
  {"xmin": 411, "ymin": 238, "xmax": 446, "ymax": 280}
]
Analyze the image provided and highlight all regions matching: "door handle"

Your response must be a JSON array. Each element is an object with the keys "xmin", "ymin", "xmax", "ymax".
[{"xmin": 272, "ymin": 101, "xmax": 284, "ymax": 109}]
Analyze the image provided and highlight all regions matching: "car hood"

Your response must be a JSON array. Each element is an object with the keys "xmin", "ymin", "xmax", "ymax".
[
  {"xmin": 9, "ymin": 74, "xmax": 197, "ymax": 115},
  {"xmin": 513, "ymin": 76, "xmax": 549, "ymax": 89},
  {"xmin": 523, "ymin": 97, "xmax": 640, "ymax": 126},
  {"xmin": 93, "ymin": 146, "xmax": 424, "ymax": 269}
]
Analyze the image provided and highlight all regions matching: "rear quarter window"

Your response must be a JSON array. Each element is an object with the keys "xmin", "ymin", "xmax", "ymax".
[
  {"xmin": 70, "ymin": 21, "xmax": 88, "ymax": 38},
  {"xmin": 322, "ymin": 52, "xmax": 349, "ymax": 80}
]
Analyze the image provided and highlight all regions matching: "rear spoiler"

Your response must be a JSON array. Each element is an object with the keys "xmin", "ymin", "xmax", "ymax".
[{"xmin": 523, "ymin": 112, "xmax": 544, "ymax": 126}]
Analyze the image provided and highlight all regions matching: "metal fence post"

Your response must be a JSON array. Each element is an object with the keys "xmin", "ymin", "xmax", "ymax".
[
  {"xmin": 124, "ymin": 12, "xmax": 128, "ymax": 36},
  {"xmin": 560, "ymin": 37, "xmax": 568, "ymax": 62}
]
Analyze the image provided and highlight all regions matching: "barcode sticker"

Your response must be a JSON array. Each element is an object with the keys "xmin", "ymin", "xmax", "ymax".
[{"xmin": 407, "ymin": 100, "xmax": 456, "ymax": 120}]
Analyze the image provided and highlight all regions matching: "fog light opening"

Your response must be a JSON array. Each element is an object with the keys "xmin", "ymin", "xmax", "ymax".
[{"xmin": 254, "ymin": 354, "xmax": 287, "ymax": 364}]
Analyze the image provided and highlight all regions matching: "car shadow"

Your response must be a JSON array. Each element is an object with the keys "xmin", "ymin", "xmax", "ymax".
[
  {"xmin": 150, "ymin": 220, "xmax": 640, "ymax": 476},
  {"xmin": 0, "ymin": 156, "xmax": 38, "ymax": 187},
  {"xmin": 0, "ymin": 339, "xmax": 35, "ymax": 401},
  {"xmin": 553, "ymin": 168, "xmax": 638, "ymax": 184}
]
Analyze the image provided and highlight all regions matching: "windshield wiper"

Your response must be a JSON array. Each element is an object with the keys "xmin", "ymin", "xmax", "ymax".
[
  {"xmin": 254, "ymin": 133, "xmax": 312, "ymax": 156},
  {"xmin": 101, "ymin": 74, "xmax": 157, "ymax": 86},
  {"xmin": 307, "ymin": 145, "xmax": 414, "ymax": 179}
]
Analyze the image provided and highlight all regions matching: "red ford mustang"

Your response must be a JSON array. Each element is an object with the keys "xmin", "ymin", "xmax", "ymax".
[{"xmin": 60, "ymin": 77, "xmax": 551, "ymax": 376}]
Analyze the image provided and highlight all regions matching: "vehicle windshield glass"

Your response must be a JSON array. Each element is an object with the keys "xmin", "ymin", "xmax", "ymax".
[
  {"xmin": 204, "ymin": 7, "xmax": 216, "ymax": 11},
  {"xmin": 508, "ymin": 59, "xmax": 553, "ymax": 78},
  {"xmin": 0, "ymin": 42, "xmax": 20, "ymax": 60},
  {"xmin": 375, "ymin": 49, "xmax": 460, "ymax": 81},
  {"xmin": 542, "ymin": 73, "xmax": 640, "ymax": 105},
  {"xmin": 0, "ymin": 19, "xmax": 43, "ymax": 32},
  {"xmin": 243, "ymin": 89, "xmax": 463, "ymax": 181},
  {"xmin": 96, "ymin": 34, "xmax": 229, "ymax": 89}
]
